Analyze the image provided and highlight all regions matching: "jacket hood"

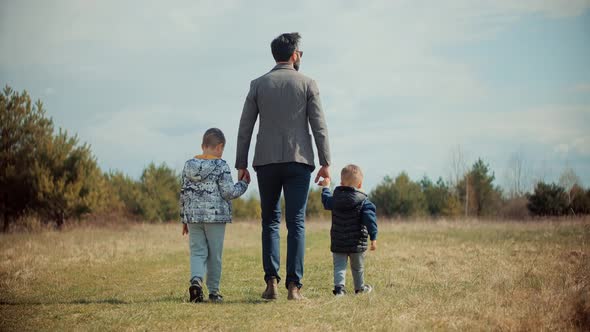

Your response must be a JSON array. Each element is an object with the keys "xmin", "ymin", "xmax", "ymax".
[{"xmin": 185, "ymin": 158, "xmax": 221, "ymax": 183}]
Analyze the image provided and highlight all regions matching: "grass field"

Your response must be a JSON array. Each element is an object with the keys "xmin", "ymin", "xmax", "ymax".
[{"xmin": 1, "ymin": 219, "xmax": 589, "ymax": 331}]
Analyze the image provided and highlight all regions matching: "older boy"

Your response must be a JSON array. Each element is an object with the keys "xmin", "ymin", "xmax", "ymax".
[{"xmin": 180, "ymin": 128, "xmax": 249, "ymax": 303}]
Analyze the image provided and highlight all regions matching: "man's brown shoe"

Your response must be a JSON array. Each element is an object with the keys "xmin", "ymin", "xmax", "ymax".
[
  {"xmin": 261, "ymin": 277, "xmax": 278, "ymax": 300},
  {"xmin": 287, "ymin": 282, "xmax": 305, "ymax": 301}
]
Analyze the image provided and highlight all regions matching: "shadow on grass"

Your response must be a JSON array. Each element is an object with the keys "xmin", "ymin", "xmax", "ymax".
[{"xmin": 0, "ymin": 297, "xmax": 271, "ymax": 306}]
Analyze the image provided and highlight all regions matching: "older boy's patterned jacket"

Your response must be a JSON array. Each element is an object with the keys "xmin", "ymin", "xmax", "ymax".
[{"xmin": 180, "ymin": 157, "xmax": 248, "ymax": 223}]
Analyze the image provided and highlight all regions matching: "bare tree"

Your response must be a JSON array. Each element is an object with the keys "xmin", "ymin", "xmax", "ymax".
[
  {"xmin": 559, "ymin": 167, "xmax": 581, "ymax": 206},
  {"xmin": 447, "ymin": 145, "xmax": 469, "ymax": 216},
  {"xmin": 559, "ymin": 167, "xmax": 581, "ymax": 191},
  {"xmin": 531, "ymin": 157, "xmax": 550, "ymax": 187},
  {"xmin": 448, "ymin": 145, "xmax": 467, "ymax": 191},
  {"xmin": 505, "ymin": 150, "xmax": 529, "ymax": 198}
]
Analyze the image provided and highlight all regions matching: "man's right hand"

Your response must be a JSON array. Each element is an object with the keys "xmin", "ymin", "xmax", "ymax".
[
  {"xmin": 318, "ymin": 177, "xmax": 331, "ymax": 187},
  {"xmin": 238, "ymin": 169, "xmax": 251, "ymax": 183},
  {"xmin": 314, "ymin": 165, "xmax": 330, "ymax": 184}
]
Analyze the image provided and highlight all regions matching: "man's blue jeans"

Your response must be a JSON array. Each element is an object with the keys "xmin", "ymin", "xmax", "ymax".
[{"xmin": 255, "ymin": 162, "xmax": 312, "ymax": 289}]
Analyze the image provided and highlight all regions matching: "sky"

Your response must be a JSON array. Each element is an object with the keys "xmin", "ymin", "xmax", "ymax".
[{"xmin": 1, "ymin": 0, "xmax": 589, "ymax": 194}]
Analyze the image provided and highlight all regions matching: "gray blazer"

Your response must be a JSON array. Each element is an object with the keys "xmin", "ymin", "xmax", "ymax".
[{"xmin": 235, "ymin": 64, "xmax": 331, "ymax": 169}]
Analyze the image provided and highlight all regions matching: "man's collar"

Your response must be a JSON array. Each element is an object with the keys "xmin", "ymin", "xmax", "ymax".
[{"xmin": 272, "ymin": 63, "xmax": 295, "ymax": 71}]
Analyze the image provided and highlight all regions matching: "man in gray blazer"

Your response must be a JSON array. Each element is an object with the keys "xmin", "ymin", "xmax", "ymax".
[{"xmin": 235, "ymin": 32, "xmax": 331, "ymax": 300}]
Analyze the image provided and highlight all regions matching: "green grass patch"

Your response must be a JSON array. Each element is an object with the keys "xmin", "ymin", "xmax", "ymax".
[{"xmin": 1, "ymin": 220, "xmax": 589, "ymax": 331}]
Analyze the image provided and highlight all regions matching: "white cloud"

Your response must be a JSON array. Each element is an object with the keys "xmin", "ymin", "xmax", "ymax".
[
  {"xmin": 573, "ymin": 83, "xmax": 590, "ymax": 93},
  {"xmin": 83, "ymin": 103, "xmax": 248, "ymax": 178},
  {"xmin": 85, "ymin": 106, "xmax": 194, "ymax": 173},
  {"xmin": 0, "ymin": 0, "xmax": 243, "ymax": 66},
  {"xmin": 493, "ymin": 0, "xmax": 590, "ymax": 18},
  {"xmin": 554, "ymin": 143, "xmax": 571, "ymax": 155},
  {"xmin": 423, "ymin": 104, "xmax": 590, "ymax": 151},
  {"xmin": 570, "ymin": 136, "xmax": 590, "ymax": 155}
]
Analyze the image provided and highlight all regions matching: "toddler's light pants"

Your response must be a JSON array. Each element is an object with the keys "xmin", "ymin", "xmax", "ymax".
[{"xmin": 333, "ymin": 252, "xmax": 365, "ymax": 291}]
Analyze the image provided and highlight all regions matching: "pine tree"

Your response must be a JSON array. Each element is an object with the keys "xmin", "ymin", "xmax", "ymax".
[
  {"xmin": 33, "ymin": 130, "xmax": 111, "ymax": 227},
  {"xmin": 1, "ymin": 86, "xmax": 115, "ymax": 230},
  {"xmin": 139, "ymin": 162, "xmax": 180, "ymax": 222},
  {"xmin": 456, "ymin": 158, "xmax": 502, "ymax": 217},
  {"xmin": 0, "ymin": 86, "xmax": 53, "ymax": 231},
  {"xmin": 420, "ymin": 176, "xmax": 461, "ymax": 217},
  {"xmin": 527, "ymin": 182, "xmax": 569, "ymax": 216},
  {"xmin": 370, "ymin": 172, "xmax": 426, "ymax": 218},
  {"xmin": 569, "ymin": 185, "xmax": 589, "ymax": 215}
]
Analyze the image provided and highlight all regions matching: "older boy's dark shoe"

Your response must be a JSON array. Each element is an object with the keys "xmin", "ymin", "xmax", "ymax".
[
  {"xmin": 287, "ymin": 282, "xmax": 305, "ymax": 301},
  {"xmin": 189, "ymin": 278, "xmax": 204, "ymax": 303},
  {"xmin": 209, "ymin": 292, "xmax": 224, "ymax": 303},
  {"xmin": 261, "ymin": 277, "xmax": 278, "ymax": 300},
  {"xmin": 333, "ymin": 285, "xmax": 346, "ymax": 296}
]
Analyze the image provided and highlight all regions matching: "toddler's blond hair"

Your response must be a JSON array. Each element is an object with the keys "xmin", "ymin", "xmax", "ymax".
[{"xmin": 341, "ymin": 164, "xmax": 363, "ymax": 187}]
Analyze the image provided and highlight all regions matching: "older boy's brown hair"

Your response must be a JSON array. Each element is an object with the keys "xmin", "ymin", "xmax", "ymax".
[
  {"xmin": 341, "ymin": 164, "xmax": 363, "ymax": 186},
  {"xmin": 202, "ymin": 128, "xmax": 226, "ymax": 148}
]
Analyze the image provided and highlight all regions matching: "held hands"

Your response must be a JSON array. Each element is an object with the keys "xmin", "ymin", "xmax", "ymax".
[
  {"xmin": 238, "ymin": 169, "xmax": 251, "ymax": 184},
  {"xmin": 370, "ymin": 240, "xmax": 377, "ymax": 251},
  {"xmin": 182, "ymin": 224, "xmax": 188, "ymax": 236},
  {"xmin": 314, "ymin": 165, "xmax": 330, "ymax": 186},
  {"xmin": 318, "ymin": 176, "xmax": 331, "ymax": 187}
]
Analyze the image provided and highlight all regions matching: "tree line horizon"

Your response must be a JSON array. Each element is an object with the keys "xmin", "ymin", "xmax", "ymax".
[{"xmin": 2, "ymin": 86, "xmax": 589, "ymax": 231}]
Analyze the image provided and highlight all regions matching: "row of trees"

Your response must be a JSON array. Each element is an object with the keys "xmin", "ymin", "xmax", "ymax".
[
  {"xmin": 369, "ymin": 159, "xmax": 500, "ymax": 218},
  {"xmin": 527, "ymin": 182, "xmax": 590, "ymax": 216},
  {"xmin": 368, "ymin": 158, "xmax": 590, "ymax": 219},
  {"xmin": 2, "ymin": 86, "xmax": 589, "ymax": 230}
]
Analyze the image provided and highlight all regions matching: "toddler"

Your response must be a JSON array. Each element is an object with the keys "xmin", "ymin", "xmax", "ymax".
[{"xmin": 320, "ymin": 164, "xmax": 377, "ymax": 296}]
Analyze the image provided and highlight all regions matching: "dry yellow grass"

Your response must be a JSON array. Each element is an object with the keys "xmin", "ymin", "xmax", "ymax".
[{"xmin": 1, "ymin": 219, "xmax": 589, "ymax": 331}]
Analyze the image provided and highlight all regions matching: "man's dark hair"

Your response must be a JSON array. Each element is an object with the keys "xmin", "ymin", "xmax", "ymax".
[
  {"xmin": 271, "ymin": 32, "xmax": 301, "ymax": 62},
  {"xmin": 202, "ymin": 128, "xmax": 226, "ymax": 147}
]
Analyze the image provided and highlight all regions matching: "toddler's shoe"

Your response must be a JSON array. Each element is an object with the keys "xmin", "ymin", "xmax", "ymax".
[
  {"xmin": 333, "ymin": 285, "xmax": 346, "ymax": 297},
  {"xmin": 189, "ymin": 277, "xmax": 204, "ymax": 303},
  {"xmin": 355, "ymin": 284, "xmax": 373, "ymax": 294},
  {"xmin": 209, "ymin": 292, "xmax": 224, "ymax": 303}
]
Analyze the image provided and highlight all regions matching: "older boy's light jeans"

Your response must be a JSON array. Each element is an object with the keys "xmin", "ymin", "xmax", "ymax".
[
  {"xmin": 188, "ymin": 223, "xmax": 226, "ymax": 293},
  {"xmin": 333, "ymin": 252, "xmax": 365, "ymax": 290}
]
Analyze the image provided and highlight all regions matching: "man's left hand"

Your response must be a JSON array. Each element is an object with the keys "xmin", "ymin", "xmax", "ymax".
[{"xmin": 238, "ymin": 168, "xmax": 251, "ymax": 183}]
